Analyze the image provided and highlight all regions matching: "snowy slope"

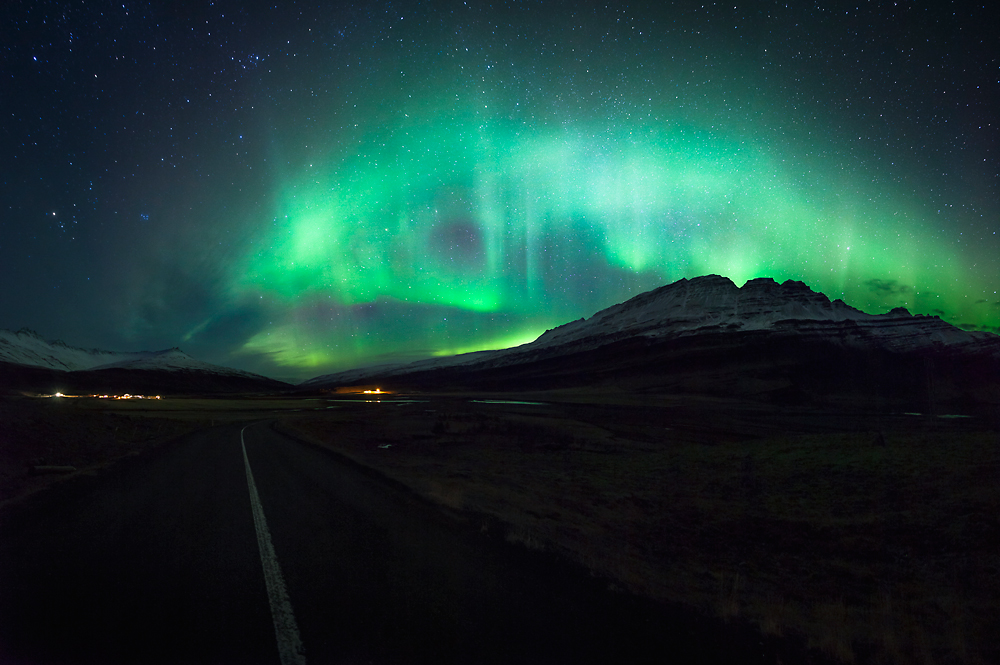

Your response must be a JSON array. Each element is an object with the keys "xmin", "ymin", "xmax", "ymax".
[
  {"xmin": 0, "ymin": 329, "xmax": 151, "ymax": 371},
  {"xmin": 0, "ymin": 329, "xmax": 271, "ymax": 381},
  {"xmin": 301, "ymin": 275, "xmax": 1000, "ymax": 387},
  {"xmin": 86, "ymin": 348, "xmax": 275, "ymax": 379},
  {"xmin": 529, "ymin": 275, "xmax": 991, "ymax": 352}
]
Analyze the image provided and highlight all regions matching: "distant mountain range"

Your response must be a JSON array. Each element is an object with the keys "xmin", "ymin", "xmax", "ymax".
[
  {"xmin": 4, "ymin": 275, "xmax": 998, "ymax": 406},
  {"xmin": 302, "ymin": 275, "xmax": 1000, "ymax": 409},
  {"xmin": 0, "ymin": 329, "xmax": 288, "ymax": 394}
]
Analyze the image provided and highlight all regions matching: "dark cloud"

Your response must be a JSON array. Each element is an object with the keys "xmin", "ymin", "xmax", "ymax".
[
  {"xmin": 863, "ymin": 279, "xmax": 912, "ymax": 296},
  {"xmin": 962, "ymin": 322, "xmax": 1000, "ymax": 333},
  {"xmin": 185, "ymin": 301, "xmax": 274, "ymax": 348}
]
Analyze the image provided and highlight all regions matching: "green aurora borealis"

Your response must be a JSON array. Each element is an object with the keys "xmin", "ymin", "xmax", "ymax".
[
  {"xmin": 4, "ymin": 2, "xmax": 997, "ymax": 380},
  {"xmin": 236, "ymin": 97, "xmax": 995, "ymax": 374}
]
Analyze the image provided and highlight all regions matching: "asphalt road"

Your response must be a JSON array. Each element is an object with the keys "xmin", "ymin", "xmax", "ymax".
[{"xmin": 0, "ymin": 420, "xmax": 779, "ymax": 664}]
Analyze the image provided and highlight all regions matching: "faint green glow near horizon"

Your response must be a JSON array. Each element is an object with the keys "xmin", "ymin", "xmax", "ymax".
[
  {"xmin": 236, "ymin": 106, "xmax": 996, "ymax": 372},
  {"xmin": 429, "ymin": 328, "xmax": 546, "ymax": 358}
]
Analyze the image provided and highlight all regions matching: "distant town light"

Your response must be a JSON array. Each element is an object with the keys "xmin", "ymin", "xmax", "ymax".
[{"xmin": 39, "ymin": 392, "xmax": 164, "ymax": 400}]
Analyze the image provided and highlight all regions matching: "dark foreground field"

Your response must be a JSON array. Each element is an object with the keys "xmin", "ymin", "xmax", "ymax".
[
  {"xmin": 1, "ymin": 391, "xmax": 998, "ymax": 664},
  {"xmin": 283, "ymin": 393, "xmax": 1000, "ymax": 664}
]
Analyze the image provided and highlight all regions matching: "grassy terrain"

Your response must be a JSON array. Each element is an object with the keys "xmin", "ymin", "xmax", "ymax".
[
  {"xmin": 0, "ymin": 394, "xmax": 329, "ymax": 505},
  {"xmin": 4, "ymin": 390, "xmax": 997, "ymax": 663},
  {"xmin": 281, "ymin": 394, "xmax": 1000, "ymax": 665}
]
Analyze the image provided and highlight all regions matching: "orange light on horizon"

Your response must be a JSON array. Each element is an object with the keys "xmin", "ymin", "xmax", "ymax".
[{"xmin": 41, "ymin": 393, "xmax": 163, "ymax": 400}]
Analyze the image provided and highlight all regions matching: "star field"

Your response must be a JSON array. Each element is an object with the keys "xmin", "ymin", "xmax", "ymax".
[{"xmin": 2, "ymin": 1, "xmax": 997, "ymax": 380}]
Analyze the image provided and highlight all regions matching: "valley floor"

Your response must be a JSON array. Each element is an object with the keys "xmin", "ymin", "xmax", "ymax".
[
  {"xmin": 282, "ymin": 391, "xmax": 1000, "ymax": 665},
  {"xmin": 2, "ymin": 391, "xmax": 998, "ymax": 663}
]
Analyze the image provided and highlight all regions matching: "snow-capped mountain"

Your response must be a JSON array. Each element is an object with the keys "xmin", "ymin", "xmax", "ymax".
[
  {"xmin": 0, "ymin": 328, "xmax": 266, "ymax": 379},
  {"xmin": 301, "ymin": 275, "xmax": 1000, "ymax": 392},
  {"xmin": 0, "ymin": 328, "xmax": 288, "ymax": 393},
  {"xmin": 86, "ymin": 348, "xmax": 272, "ymax": 379},
  {"xmin": 526, "ymin": 275, "xmax": 997, "ymax": 355},
  {"xmin": 0, "ymin": 328, "xmax": 141, "ymax": 372}
]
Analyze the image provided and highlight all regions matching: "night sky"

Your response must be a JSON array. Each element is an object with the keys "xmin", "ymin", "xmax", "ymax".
[{"xmin": 2, "ymin": 1, "xmax": 997, "ymax": 381}]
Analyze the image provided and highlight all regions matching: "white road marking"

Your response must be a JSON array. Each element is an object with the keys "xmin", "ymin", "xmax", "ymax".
[{"xmin": 241, "ymin": 425, "xmax": 307, "ymax": 665}]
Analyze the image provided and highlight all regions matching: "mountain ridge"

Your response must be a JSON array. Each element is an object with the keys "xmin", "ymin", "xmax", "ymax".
[
  {"xmin": 0, "ymin": 328, "xmax": 287, "ymax": 394},
  {"xmin": 300, "ymin": 275, "xmax": 1000, "ymax": 404},
  {"xmin": 526, "ymin": 275, "xmax": 997, "ymax": 356}
]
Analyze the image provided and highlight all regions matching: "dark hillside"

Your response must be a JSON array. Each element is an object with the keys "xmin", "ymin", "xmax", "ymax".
[
  {"xmin": 0, "ymin": 360, "xmax": 290, "ymax": 395},
  {"xmin": 352, "ymin": 332, "xmax": 1000, "ymax": 412}
]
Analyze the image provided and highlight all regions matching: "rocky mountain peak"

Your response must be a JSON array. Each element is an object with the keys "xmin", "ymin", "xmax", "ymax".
[
  {"xmin": 526, "ymin": 274, "xmax": 998, "ymax": 360},
  {"xmin": 300, "ymin": 274, "xmax": 1000, "ymax": 389}
]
